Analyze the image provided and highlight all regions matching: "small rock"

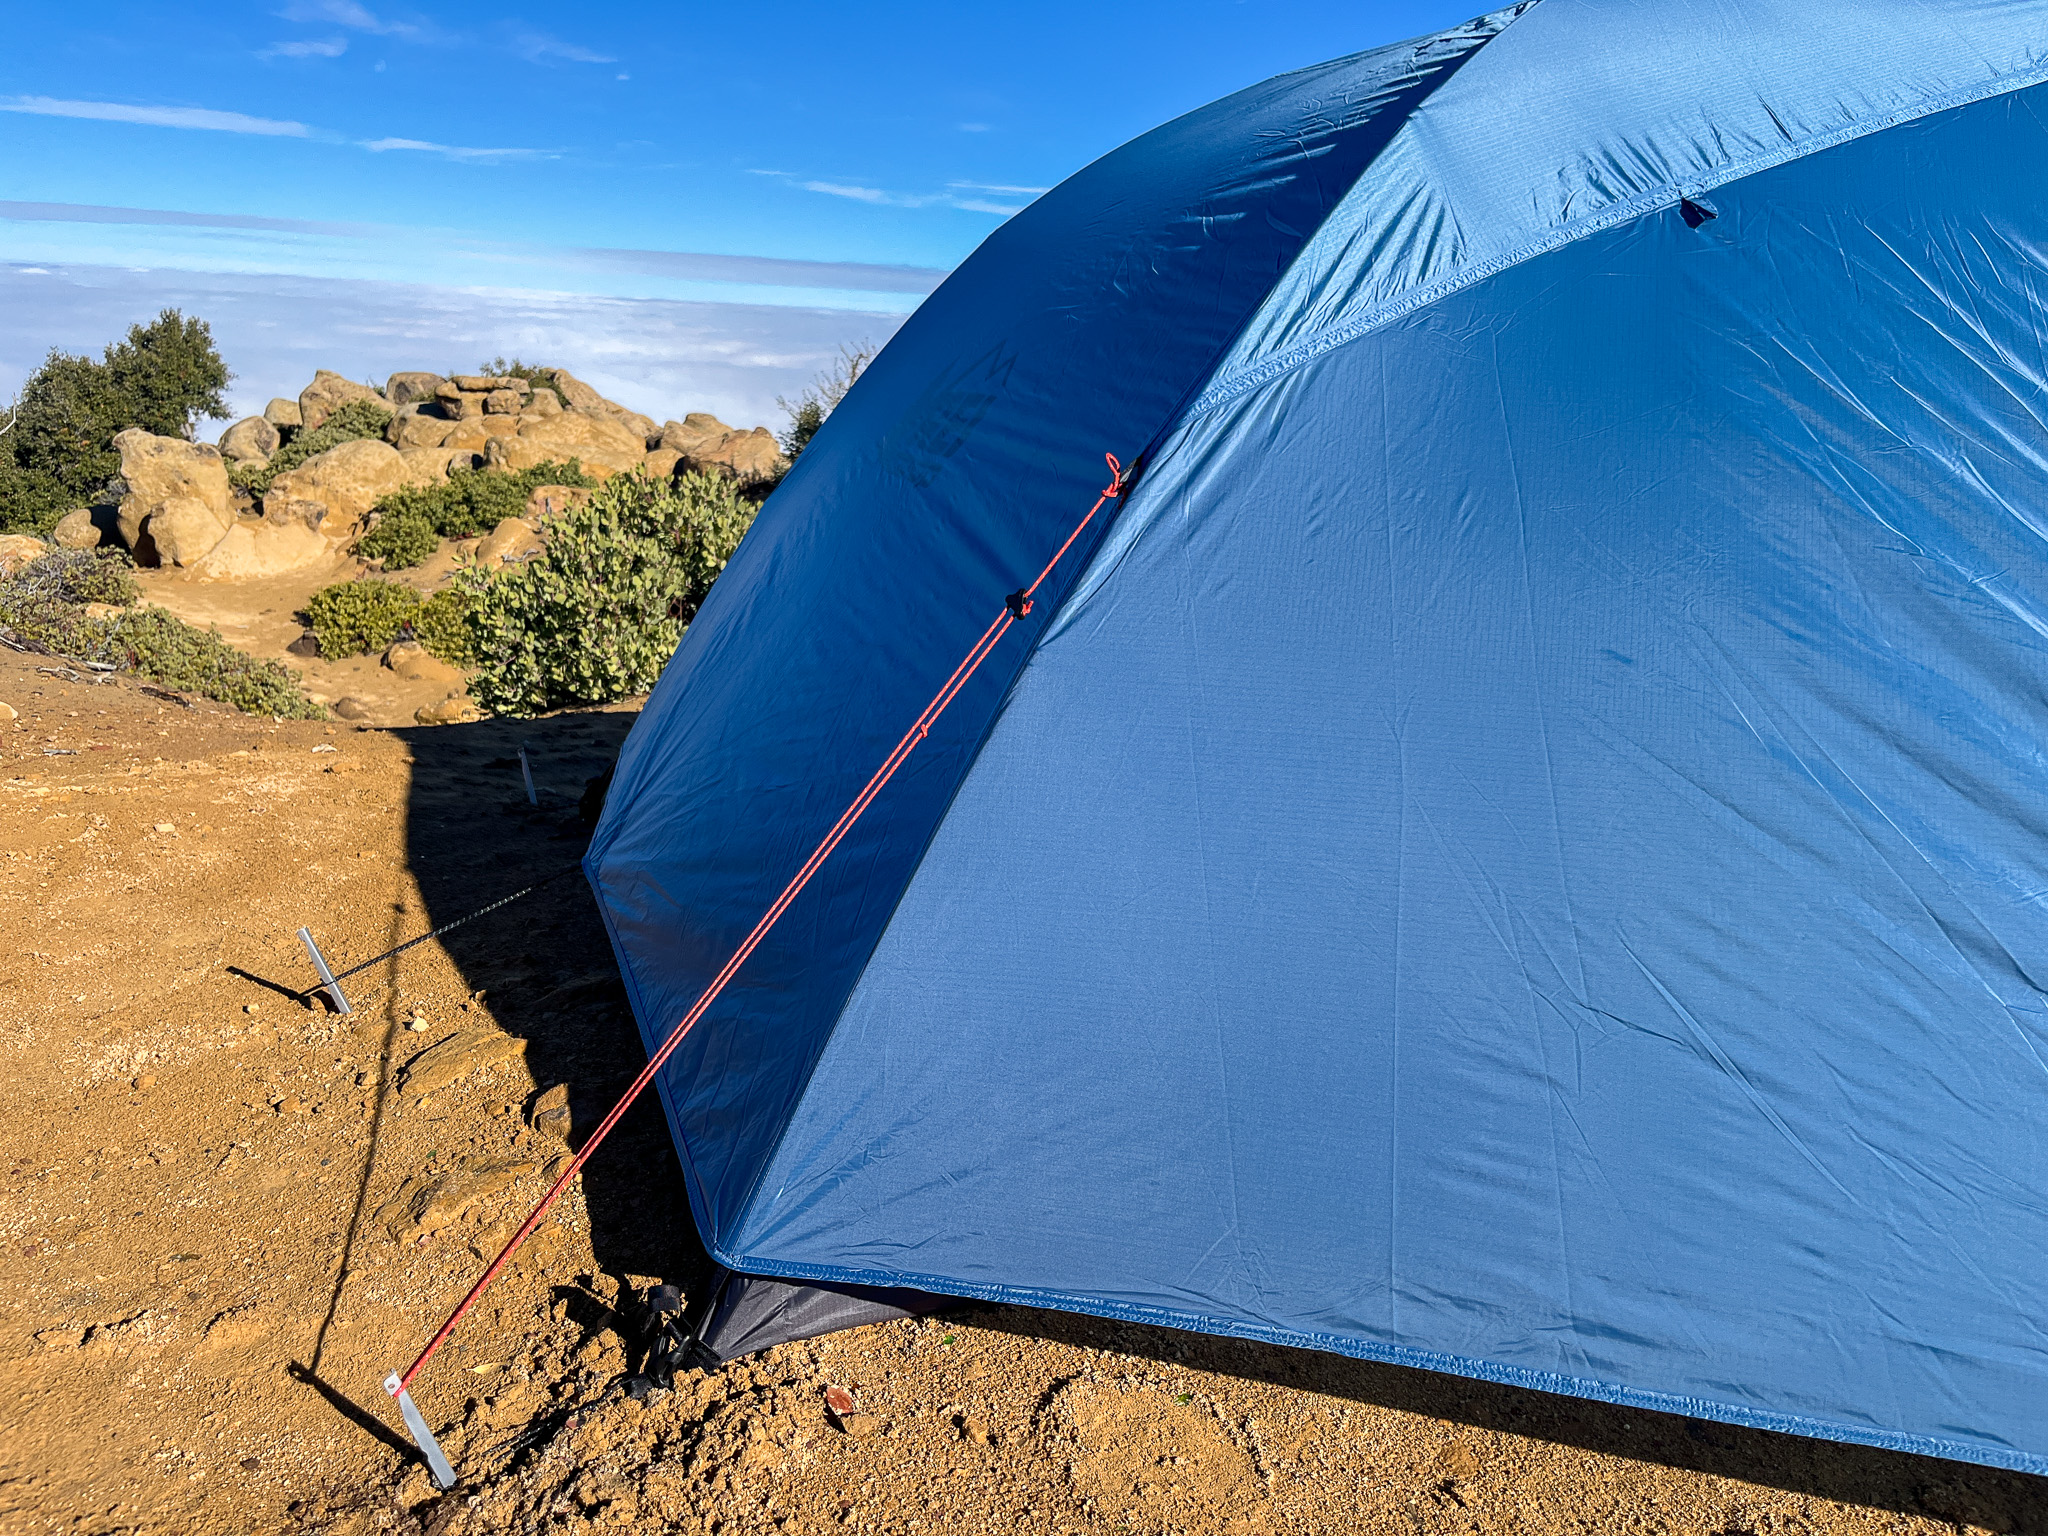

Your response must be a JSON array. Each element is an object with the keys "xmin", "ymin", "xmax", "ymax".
[
  {"xmin": 415, "ymin": 692, "xmax": 482, "ymax": 726},
  {"xmin": 34, "ymin": 1326, "xmax": 88, "ymax": 1351},
  {"xmin": 133, "ymin": 1074, "xmax": 156, "ymax": 1091},
  {"xmin": 837, "ymin": 1413, "xmax": 879, "ymax": 1438},
  {"xmin": 529, "ymin": 1083, "xmax": 572, "ymax": 1143},
  {"xmin": 824, "ymin": 1385, "xmax": 856, "ymax": 1415},
  {"xmin": 51, "ymin": 508, "xmax": 103, "ymax": 550},
  {"xmin": 152, "ymin": 822, "xmax": 175, "ymax": 834},
  {"xmin": 240, "ymin": 1457, "xmax": 261, "ymax": 1473},
  {"xmin": 400, "ymin": 1027, "xmax": 527, "ymax": 1097},
  {"xmin": 0, "ymin": 533, "xmax": 49, "ymax": 575},
  {"xmin": 287, "ymin": 631, "xmax": 320, "ymax": 658},
  {"xmin": 382, "ymin": 641, "xmax": 464, "ymax": 688},
  {"xmin": 0, "ymin": 702, "xmax": 15, "ymax": 722},
  {"xmin": 263, "ymin": 398, "xmax": 303, "ymax": 429},
  {"xmin": 276, "ymin": 1095, "xmax": 307, "ymax": 1114},
  {"xmin": 331, "ymin": 698, "xmax": 373, "ymax": 721},
  {"xmin": 244, "ymin": 1003, "xmax": 261, "ymax": 1014},
  {"xmin": 475, "ymin": 517, "xmax": 543, "ymax": 565}
]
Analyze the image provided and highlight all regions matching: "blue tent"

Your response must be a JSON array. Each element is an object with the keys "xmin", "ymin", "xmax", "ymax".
[{"xmin": 588, "ymin": 0, "xmax": 2048, "ymax": 1474}]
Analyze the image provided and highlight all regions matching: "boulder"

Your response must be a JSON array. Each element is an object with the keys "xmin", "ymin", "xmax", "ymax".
[
  {"xmin": 507, "ymin": 409, "xmax": 646, "ymax": 476},
  {"xmin": 475, "ymin": 517, "xmax": 543, "ymax": 565},
  {"xmin": 189, "ymin": 520, "xmax": 333, "ymax": 580},
  {"xmin": 51, "ymin": 509, "xmax": 104, "ymax": 550},
  {"xmin": 263, "ymin": 398, "xmax": 303, "ymax": 429},
  {"xmin": 642, "ymin": 447, "xmax": 683, "ymax": 479},
  {"xmin": 389, "ymin": 412, "xmax": 455, "ymax": 451},
  {"xmin": 415, "ymin": 692, "xmax": 482, "ymax": 726},
  {"xmin": 443, "ymin": 419, "xmax": 493, "ymax": 453},
  {"xmin": 525, "ymin": 485, "xmax": 591, "ymax": 521},
  {"xmin": 114, "ymin": 429, "xmax": 233, "ymax": 550},
  {"xmin": 549, "ymin": 370, "xmax": 605, "ymax": 412},
  {"xmin": 452, "ymin": 375, "xmax": 528, "ymax": 396},
  {"xmin": 397, "ymin": 446, "xmax": 454, "ymax": 486},
  {"xmin": 261, "ymin": 438, "xmax": 408, "ymax": 540},
  {"xmin": 385, "ymin": 371, "xmax": 446, "ymax": 407},
  {"xmin": 144, "ymin": 496, "xmax": 231, "ymax": 567},
  {"xmin": 660, "ymin": 413, "xmax": 732, "ymax": 455},
  {"xmin": 219, "ymin": 416, "xmax": 280, "ymax": 463},
  {"xmin": 0, "ymin": 533, "xmax": 48, "ymax": 575},
  {"xmin": 382, "ymin": 641, "xmax": 465, "ymax": 688},
  {"xmin": 264, "ymin": 498, "xmax": 328, "ymax": 532},
  {"xmin": 696, "ymin": 427, "xmax": 785, "ymax": 482},
  {"xmin": 524, "ymin": 388, "xmax": 563, "ymax": 417},
  {"xmin": 298, "ymin": 369, "xmax": 385, "ymax": 431},
  {"xmin": 481, "ymin": 415, "xmax": 520, "ymax": 440},
  {"xmin": 484, "ymin": 388, "xmax": 525, "ymax": 416}
]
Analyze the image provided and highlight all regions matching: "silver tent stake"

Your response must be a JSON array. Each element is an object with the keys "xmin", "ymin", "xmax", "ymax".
[
  {"xmin": 385, "ymin": 1372, "xmax": 456, "ymax": 1489},
  {"xmin": 297, "ymin": 926, "xmax": 353, "ymax": 1016}
]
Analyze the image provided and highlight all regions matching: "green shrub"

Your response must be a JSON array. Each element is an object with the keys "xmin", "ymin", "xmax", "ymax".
[
  {"xmin": 0, "ymin": 552, "xmax": 319, "ymax": 718},
  {"xmin": 304, "ymin": 578, "xmax": 421, "ymax": 658},
  {"xmin": 1, "ymin": 310, "xmax": 231, "ymax": 535},
  {"xmin": 461, "ymin": 470, "xmax": 755, "ymax": 716},
  {"xmin": 413, "ymin": 587, "xmax": 476, "ymax": 667},
  {"xmin": 358, "ymin": 459, "xmax": 595, "ymax": 569},
  {"xmin": 776, "ymin": 340, "xmax": 875, "ymax": 461},
  {"xmin": 235, "ymin": 397, "xmax": 393, "ymax": 497}
]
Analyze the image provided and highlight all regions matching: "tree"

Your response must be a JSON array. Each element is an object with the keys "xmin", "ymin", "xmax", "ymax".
[
  {"xmin": 0, "ymin": 310, "xmax": 232, "ymax": 536},
  {"xmin": 777, "ymin": 340, "xmax": 876, "ymax": 461}
]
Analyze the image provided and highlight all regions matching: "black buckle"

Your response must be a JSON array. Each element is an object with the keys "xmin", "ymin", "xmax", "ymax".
[{"xmin": 1005, "ymin": 589, "xmax": 1033, "ymax": 621}]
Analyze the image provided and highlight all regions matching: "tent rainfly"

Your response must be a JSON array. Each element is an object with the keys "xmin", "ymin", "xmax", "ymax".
[{"xmin": 587, "ymin": 0, "xmax": 2048, "ymax": 1475}]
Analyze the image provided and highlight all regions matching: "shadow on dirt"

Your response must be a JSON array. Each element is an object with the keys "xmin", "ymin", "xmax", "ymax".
[
  {"xmin": 387, "ymin": 707, "xmax": 716, "ymax": 1304},
  {"xmin": 383, "ymin": 708, "xmax": 2047, "ymax": 1535}
]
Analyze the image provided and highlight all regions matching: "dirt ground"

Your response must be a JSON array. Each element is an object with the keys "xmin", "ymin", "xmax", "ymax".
[{"xmin": 1, "ymin": 639, "xmax": 2044, "ymax": 1536}]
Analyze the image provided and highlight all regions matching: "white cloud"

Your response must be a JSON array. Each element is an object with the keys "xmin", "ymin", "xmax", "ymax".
[
  {"xmin": 0, "ymin": 96, "xmax": 311, "ymax": 137},
  {"xmin": 952, "ymin": 199, "xmax": 1024, "ymax": 216},
  {"xmin": 949, "ymin": 180, "xmax": 1050, "ymax": 196},
  {"xmin": 261, "ymin": 37, "xmax": 349, "ymax": 58},
  {"xmin": 508, "ymin": 28, "xmax": 615, "ymax": 64},
  {"xmin": 362, "ymin": 137, "xmax": 548, "ymax": 161},
  {"xmin": 279, "ymin": 0, "xmax": 423, "ymax": 38}
]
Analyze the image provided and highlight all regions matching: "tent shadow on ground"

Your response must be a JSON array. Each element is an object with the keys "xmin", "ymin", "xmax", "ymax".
[
  {"xmin": 960, "ymin": 1304, "xmax": 2048, "ymax": 1533},
  {"xmin": 381, "ymin": 708, "xmax": 2046, "ymax": 1534},
  {"xmin": 380, "ymin": 708, "xmax": 717, "ymax": 1305}
]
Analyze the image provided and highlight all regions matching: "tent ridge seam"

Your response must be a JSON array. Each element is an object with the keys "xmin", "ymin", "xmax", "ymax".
[
  {"xmin": 1186, "ymin": 57, "xmax": 2048, "ymax": 421},
  {"xmin": 712, "ymin": 1250, "xmax": 2047, "ymax": 1477}
]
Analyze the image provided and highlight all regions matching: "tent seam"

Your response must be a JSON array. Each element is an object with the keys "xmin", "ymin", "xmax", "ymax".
[{"xmin": 1187, "ymin": 59, "xmax": 2048, "ymax": 421}]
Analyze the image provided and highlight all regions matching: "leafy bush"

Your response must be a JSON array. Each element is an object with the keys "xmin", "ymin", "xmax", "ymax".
[
  {"xmin": 358, "ymin": 459, "xmax": 594, "ymax": 569},
  {"xmin": 304, "ymin": 579, "xmax": 422, "ymax": 658},
  {"xmin": 0, "ymin": 552, "xmax": 319, "ymax": 718},
  {"xmin": 461, "ymin": 470, "xmax": 755, "ymax": 716},
  {"xmin": 1, "ymin": 310, "xmax": 231, "ymax": 535},
  {"xmin": 777, "ymin": 340, "xmax": 875, "ymax": 461},
  {"xmin": 233, "ymin": 397, "xmax": 393, "ymax": 497},
  {"xmin": 302, "ymin": 578, "xmax": 475, "ymax": 666},
  {"xmin": 412, "ymin": 587, "xmax": 475, "ymax": 667}
]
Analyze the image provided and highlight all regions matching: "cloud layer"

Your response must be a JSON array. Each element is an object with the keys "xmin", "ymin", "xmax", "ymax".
[
  {"xmin": 0, "ymin": 95, "xmax": 540, "ymax": 160},
  {"xmin": 0, "ymin": 262, "xmax": 907, "ymax": 434}
]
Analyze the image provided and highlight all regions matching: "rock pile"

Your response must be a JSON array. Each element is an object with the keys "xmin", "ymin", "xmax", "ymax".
[{"xmin": 49, "ymin": 367, "xmax": 784, "ymax": 582}]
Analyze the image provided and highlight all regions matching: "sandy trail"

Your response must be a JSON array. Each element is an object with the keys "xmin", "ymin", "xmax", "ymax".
[{"xmin": 0, "ymin": 643, "xmax": 2040, "ymax": 1535}]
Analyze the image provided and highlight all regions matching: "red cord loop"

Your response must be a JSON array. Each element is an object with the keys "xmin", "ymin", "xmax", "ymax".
[{"xmin": 1102, "ymin": 452, "xmax": 1125, "ymax": 498}]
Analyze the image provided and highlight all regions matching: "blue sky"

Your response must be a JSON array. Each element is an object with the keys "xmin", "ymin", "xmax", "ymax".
[{"xmin": 1, "ymin": 0, "xmax": 1469, "ymax": 428}]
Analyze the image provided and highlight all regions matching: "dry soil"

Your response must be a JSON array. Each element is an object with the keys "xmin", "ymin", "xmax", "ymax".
[{"xmin": 0, "ymin": 643, "xmax": 2043, "ymax": 1536}]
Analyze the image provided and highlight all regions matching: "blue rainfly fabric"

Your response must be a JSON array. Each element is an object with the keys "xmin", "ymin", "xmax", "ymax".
[{"xmin": 591, "ymin": 0, "xmax": 2048, "ymax": 1474}]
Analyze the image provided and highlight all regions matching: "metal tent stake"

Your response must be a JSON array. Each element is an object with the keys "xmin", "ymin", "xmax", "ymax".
[
  {"xmin": 385, "ymin": 1372, "xmax": 457, "ymax": 1489},
  {"xmin": 518, "ymin": 743, "xmax": 538, "ymax": 805},
  {"xmin": 297, "ymin": 926, "xmax": 353, "ymax": 1016}
]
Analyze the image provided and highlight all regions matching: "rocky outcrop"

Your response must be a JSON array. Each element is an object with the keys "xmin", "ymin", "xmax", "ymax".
[
  {"xmin": 382, "ymin": 640, "xmax": 464, "ymax": 688},
  {"xmin": 189, "ymin": 520, "xmax": 333, "ymax": 580},
  {"xmin": 145, "ymin": 496, "xmax": 232, "ymax": 568},
  {"xmin": 696, "ymin": 426, "xmax": 784, "ymax": 481},
  {"xmin": 642, "ymin": 447, "xmax": 684, "ymax": 479},
  {"xmin": 298, "ymin": 369, "xmax": 385, "ymax": 430},
  {"xmin": 220, "ymin": 416, "xmax": 280, "ymax": 463},
  {"xmin": 114, "ymin": 429, "xmax": 233, "ymax": 552},
  {"xmin": 389, "ymin": 411, "xmax": 455, "ymax": 451},
  {"xmin": 262, "ymin": 438, "xmax": 408, "ymax": 540},
  {"xmin": 497, "ymin": 409, "xmax": 647, "ymax": 477},
  {"xmin": 263, "ymin": 398, "xmax": 302, "ymax": 429},
  {"xmin": 384, "ymin": 371, "xmax": 445, "ymax": 407},
  {"xmin": 659, "ymin": 413, "xmax": 732, "ymax": 455}
]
